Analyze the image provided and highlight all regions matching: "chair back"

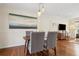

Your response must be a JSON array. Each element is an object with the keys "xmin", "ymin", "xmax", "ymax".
[
  {"xmin": 47, "ymin": 32, "xmax": 57, "ymax": 49},
  {"xmin": 28, "ymin": 32, "xmax": 45, "ymax": 54},
  {"xmin": 26, "ymin": 31, "xmax": 32, "ymax": 36}
]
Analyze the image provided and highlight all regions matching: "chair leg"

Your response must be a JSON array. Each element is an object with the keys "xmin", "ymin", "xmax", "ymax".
[
  {"xmin": 54, "ymin": 47, "xmax": 56, "ymax": 56},
  {"xmin": 26, "ymin": 49, "xmax": 30, "ymax": 56},
  {"xmin": 24, "ymin": 40, "xmax": 27, "ymax": 56},
  {"xmin": 26, "ymin": 40, "xmax": 31, "ymax": 56},
  {"xmin": 46, "ymin": 49, "xmax": 49, "ymax": 56}
]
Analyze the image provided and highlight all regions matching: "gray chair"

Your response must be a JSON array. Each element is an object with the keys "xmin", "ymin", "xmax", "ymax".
[
  {"xmin": 28, "ymin": 32, "xmax": 45, "ymax": 55},
  {"xmin": 47, "ymin": 32, "xmax": 57, "ymax": 55},
  {"xmin": 24, "ymin": 31, "xmax": 32, "ymax": 55}
]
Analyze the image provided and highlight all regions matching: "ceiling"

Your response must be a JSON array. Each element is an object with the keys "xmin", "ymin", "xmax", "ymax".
[{"xmin": 7, "ymin": 3, "xmax": 79, "ymax": 20}]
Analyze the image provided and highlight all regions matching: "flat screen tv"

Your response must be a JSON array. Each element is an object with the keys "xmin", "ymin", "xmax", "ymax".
[{"xmin": 58, "ymin": 24, "xmax": 66, "ymax": 30}]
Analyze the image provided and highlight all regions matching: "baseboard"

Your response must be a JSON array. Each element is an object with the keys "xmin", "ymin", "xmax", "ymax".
[{"xmin": 0, "ymin": 42, "xmax": 25, "ymax": 49}]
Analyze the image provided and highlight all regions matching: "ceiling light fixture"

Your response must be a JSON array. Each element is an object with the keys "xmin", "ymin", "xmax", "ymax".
[
  {"xmin": 37, "ymin": 3, "xmax": 45, "ymax": 17},
  {"xmin": 38, "ymin": 9, "xmax": 41, "ymax": 17}
]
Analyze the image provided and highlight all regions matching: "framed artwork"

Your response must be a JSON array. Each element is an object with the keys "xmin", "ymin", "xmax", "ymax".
[{"xmin": 9, "ymin": 13, "xmax": 37, "ymax": 29}]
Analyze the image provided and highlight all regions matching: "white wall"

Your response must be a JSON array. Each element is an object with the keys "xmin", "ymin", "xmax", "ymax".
[
  {"xmin": 0, "ymin": 4, "xmax": 9, "ymax": 48},
  {"xmin": 0, "ymin": 4, "xmax": 37, "ymax": 49},
  {"xmin": 7, "ymin": 6, "xmax": 37, "ymax": 48}
]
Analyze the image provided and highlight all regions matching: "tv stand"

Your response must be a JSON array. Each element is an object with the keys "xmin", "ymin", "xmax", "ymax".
[{"xmin": 58, "ymin": 30, "xmax": 66, "ymax": 40}]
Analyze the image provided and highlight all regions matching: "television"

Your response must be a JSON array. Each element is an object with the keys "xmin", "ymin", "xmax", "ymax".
[{"xmin": 58, "ymin": 24, "xmax": 66, "ymax": 30}]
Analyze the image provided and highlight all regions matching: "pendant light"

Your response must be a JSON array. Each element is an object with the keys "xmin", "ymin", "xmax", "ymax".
[{"xmin": 37, "ymin": 3, "xmax": 45, "ymax": 17}]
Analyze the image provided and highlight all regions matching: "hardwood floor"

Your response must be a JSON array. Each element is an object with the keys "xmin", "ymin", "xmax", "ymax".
[
  {"xmin": 0, "ymin": 40, "xmax": 79, "ymax": 56},
  {"xmin": 0, "ymin": 45, "xmax": 25, "ymax": 56}
]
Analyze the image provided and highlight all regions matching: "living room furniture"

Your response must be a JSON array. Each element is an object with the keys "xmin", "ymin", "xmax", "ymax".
[
  {"xmin": 76, "ymin": 34, "xmax": 79, "ymax": 38},
  {"xmin": 23, "ymin": 31, "xmax": 32, "ymax": 55},
  {"xmin": 27, "ymin": 32, "xmax": 45, "ymax": 55},
  {"xmin": 47, "ymin": 32, "xmax": 57, "ymax": 55},
  {"xmin": 23, "ymin": 32, "xmax": 57, "ymax": 56},
  {"xmin": 57, "ymin": 32, "xmax": 66, "ymax": 40},
  {"xmin": 58, "ymin": 24, "xmax": 66, "ymax": 40}
]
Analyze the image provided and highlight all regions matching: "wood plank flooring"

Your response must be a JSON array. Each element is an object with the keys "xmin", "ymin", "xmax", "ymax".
[{"xmin": 0, "ymin": 40, "xmax": 79, "ymax": 56}]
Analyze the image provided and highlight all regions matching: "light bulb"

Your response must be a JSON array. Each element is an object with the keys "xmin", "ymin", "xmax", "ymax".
[{"xmin": 37, "ymin": 10, "xmax": 41, "ymax": 17}]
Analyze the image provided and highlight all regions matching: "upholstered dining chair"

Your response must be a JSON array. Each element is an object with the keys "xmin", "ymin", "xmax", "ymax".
[
  {"xmin": 47, "ymin": 32, "xmax": 57, "ymax": 55},
  {"xmin": 23, "ymin": 31, "xmax": 32, "ymax": 55},
  {"xmin": 27, "ymin": 32, "xmax": 45, "ymax": 55}
]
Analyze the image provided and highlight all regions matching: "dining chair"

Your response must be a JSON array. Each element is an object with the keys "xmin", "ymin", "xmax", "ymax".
[
  {"xmin": 27, "ymin": 32, "xmax": 45, "ymax": 55},
  {"xmin": 47, "ymin": 32, "xmax": 57, "ymax": 55},
  {"xmin": 23, "ymin": 31, "xmax": 32, "ymax": 55}
]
